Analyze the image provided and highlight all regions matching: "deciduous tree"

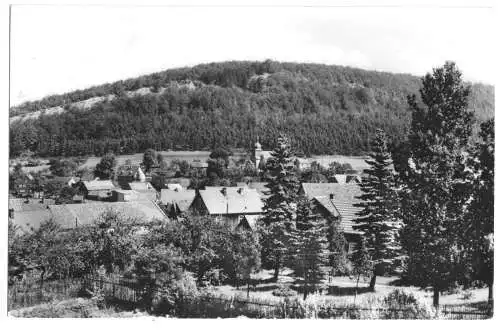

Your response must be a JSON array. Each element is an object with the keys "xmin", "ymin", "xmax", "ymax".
[{"xmin": 399, "ymin": 62, "xmax": 474, "ymax": 306}]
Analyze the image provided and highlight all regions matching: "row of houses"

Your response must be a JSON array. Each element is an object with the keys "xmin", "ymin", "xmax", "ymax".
[
  {"xmin": 160, "ymin": 181, "xmax": 363, "ymax": 248},
  {"xmin": 9, "ymin": 176, "xmax": 364, "ymax": 249}
]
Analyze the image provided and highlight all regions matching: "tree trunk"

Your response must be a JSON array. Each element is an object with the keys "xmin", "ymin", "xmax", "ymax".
[
  {"xmin": 488, "ymin": 283, "xmax": 493, "ymax": 303},
  {"xmin": 369, "ymin": 271, "xmax": 377, "ymax": 291},
  {"xmin": 247, "ymin": 283, "xmax": 250, "ymax": 298},
  {"xmin": 273, "ymin": 254, "xmax": 280, "ymax": 282},
  {"xmin": 433, "ymin": 287, "xmax": 440, "ymax": 307},
  {"xmin": 354, "ymin": 275, "xmax": 360, "ymax": 305}
]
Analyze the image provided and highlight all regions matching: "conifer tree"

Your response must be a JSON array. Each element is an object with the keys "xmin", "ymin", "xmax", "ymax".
[
  {"xmin": 400, "ymin": 62, "xmax": 474, "ymax": 307},
  {"xmin": 289, "ymin": 197, "xmax": 329, "ymax": 299},
  {"xmin": 354, "ymin": 129, "xmax": 401, "ymax": 291},
  {"xmin": 464, "ymin": 119, "xmax": 494, "ymax": 302},
  {"xmin": 260, "ymin": 134, "xmax": 299, "ymax": 281}
]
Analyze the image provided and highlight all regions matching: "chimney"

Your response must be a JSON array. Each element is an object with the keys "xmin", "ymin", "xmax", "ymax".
[{"xmin": 330, "ymin": 193, "xmax": 334, "ymax": 199}]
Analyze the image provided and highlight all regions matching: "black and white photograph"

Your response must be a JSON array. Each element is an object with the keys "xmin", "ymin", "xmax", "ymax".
[{"xmin": 4, "ymin": 0, "xmax": 497, "ymax": 320}]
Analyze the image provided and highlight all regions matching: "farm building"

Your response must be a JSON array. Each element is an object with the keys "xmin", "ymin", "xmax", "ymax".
[
  {"xmin": 116, "ymin": 165, "xmax": 146, "ymax": 188},
  {"xmin": 77, "ymin": 180, "xmax": 116, "ymax": 200},
  {"xmin": 190, "ymin": 186, "xmax": 263, "ymax": 230},
  {"xmin": 160, "ymin": 189, "xmax": 196, "ymax": 218}
]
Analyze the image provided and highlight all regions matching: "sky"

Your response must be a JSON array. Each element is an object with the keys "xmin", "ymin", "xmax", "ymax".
[{"xmin": 9, "ymin": 4, "xmax": 496, "ymax": 106}]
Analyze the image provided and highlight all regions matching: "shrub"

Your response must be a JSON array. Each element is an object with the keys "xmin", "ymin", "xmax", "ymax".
[
  {"xmin": 151, "ymin": 273, "xmax": 199, "ymax": 316},
  {"xmin": 379, "ymin": 288, "xmax": 439, "ymax": 319},
  {"xmin": 461, "ymin": 290, "xmax": 474, "ymax": 301},
  {"xmin": 272, "ymin": 285, "xmax": 296, "ymax": 297}
]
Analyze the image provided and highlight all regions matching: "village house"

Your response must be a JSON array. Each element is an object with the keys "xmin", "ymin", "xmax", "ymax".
[
  {"xmin": 190, "ymin": 186, "xmax": 264, "ymax": 230},
  {"xmin": 299, "ymin": 182, "xmax": 364, "ymax": 252},
  {"xmin": 76, "ymin": 180, "xmax": 116, "ymax": 201},
  {"xmin": 160, "ymin": 188, "xmax": 196, "ymax": 219},
  {"xmin": 116, "ymin": 164, "xmax": 146, "ymax": 189}
]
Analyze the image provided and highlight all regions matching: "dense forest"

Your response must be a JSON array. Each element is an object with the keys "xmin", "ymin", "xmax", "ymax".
[{"xmin": 9, "ymin": 60, "xmax": 494, "ymax": 158}]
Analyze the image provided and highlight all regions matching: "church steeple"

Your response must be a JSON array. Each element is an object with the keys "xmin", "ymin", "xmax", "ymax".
[
  {"xmin": 255, "ymin": 136, "xmax": 263, "ymax": 170},
  {"xmin": 255, "ymin": 136, "xmax": 262, "ymax": 151}
]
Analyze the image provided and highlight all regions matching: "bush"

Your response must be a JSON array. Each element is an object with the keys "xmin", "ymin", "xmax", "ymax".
[
  {"xmin": 379, "ymin": 288, "xmax": 439, "ymax": 319},
  {"xmin": 461, "ymin": 290, "xmax": 474, "ymax": 301},
  {"xmin": 151, "ymin": 273, "xmax": 199, "ymax": 316},
  {"xmin": 272, "ymin": 285, "xmax": 296, "ymax": 297}
]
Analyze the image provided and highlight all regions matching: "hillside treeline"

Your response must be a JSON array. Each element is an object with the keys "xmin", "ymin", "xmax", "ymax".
[{"xmin": 9, "ymin": 61, "xmax": 494, "ymax": 157}]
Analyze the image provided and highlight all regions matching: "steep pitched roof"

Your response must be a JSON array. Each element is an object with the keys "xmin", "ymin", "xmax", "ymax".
[
  {"xmin": 83, "ymin": 180, "xmax": 115, "ymax": 191},
  {"xmin": 160, "ymin": 189, "xmax": 196, "ymax": 212},
  {"xmin": 199, "ymin": 187, "xmax": 264, "ymax": 215},
  {"xmin": 308, "ymin": 183, "xmax": 363, "ymax": 235},
  {"xmin": 301, "ymin": 182, "xmax": 361, "ymax": 199},
  {"xmin": 48, "ymin": 200, "xmax": 166, "ymax": 228}
]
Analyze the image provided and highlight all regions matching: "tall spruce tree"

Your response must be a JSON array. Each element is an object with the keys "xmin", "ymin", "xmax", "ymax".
[
  {"xmin": 290, "ymin": 197, "xmax": 329, "ymax": 299},
  {"xmin": 400, "ymin": 62, "xmax": 474, "ymax": 307},
  {"xmin": 260, "ymin": 134, "xmax": 300, "ymax": 281},
  {"xmin": 354, "ymin": 129, "xmax": 401, "ymax": 291}
]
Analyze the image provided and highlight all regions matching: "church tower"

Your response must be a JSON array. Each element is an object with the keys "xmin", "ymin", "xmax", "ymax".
[{"xmin": 254, "ymin": 137, "xmax": 263, "ymax": 170}]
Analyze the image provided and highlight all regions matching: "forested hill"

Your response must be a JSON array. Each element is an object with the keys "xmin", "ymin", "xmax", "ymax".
[{"xmin": 9, "ymin": 60, "xmax": 494, "ymax": 158}]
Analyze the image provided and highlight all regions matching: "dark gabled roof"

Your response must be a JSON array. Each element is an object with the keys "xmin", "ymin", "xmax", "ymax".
[
  {"xmin": 199, "ymin": 187, "xmax": 264, "ymax": 215},
  {"xmin": 301, "ymin": 183, "xmax": 361, "ymax": 199},
  {"xmin": 302, "ymin": 183, "xmax": 363, "ymax": 235}
]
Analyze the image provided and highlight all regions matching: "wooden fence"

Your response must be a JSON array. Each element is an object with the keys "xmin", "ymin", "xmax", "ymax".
[
  {"xmin": 81, "ymin": 275, "xmax": 493, "ymax": 319},
  {"xmin": 8, "ymin": 275, "xmax": 493, "ymax": 319},
  {"xmin": 8, "ymin": 277, "xmax": 83, "ymax": 310}
]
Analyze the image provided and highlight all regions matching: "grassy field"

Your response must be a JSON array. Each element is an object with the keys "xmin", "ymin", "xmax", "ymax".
[
  {"xmin": 8, "ymin": 298, "xmax": 157, "ymax": 318},
  {"xmin": 211, "ymin": 268, "xmax": 489, "ymax": 306}
]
